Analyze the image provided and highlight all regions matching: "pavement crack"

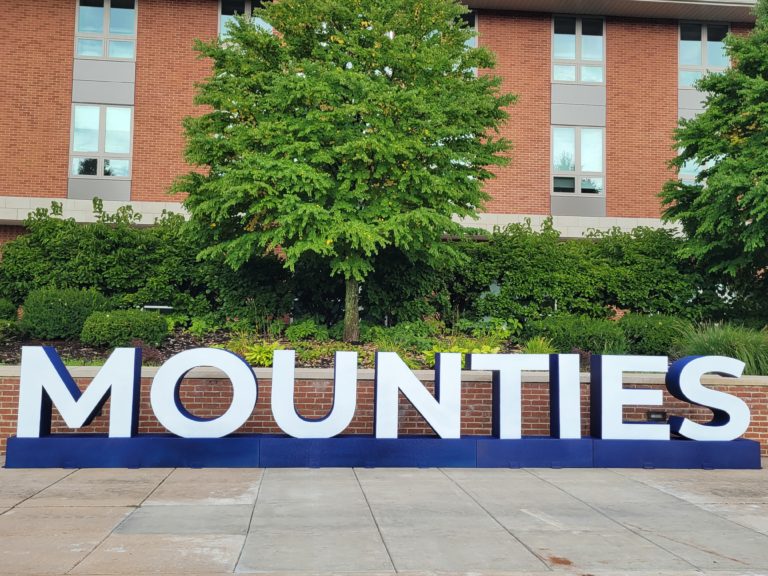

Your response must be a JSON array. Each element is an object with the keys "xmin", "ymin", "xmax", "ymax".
[{"xmin": 2, "ymin": 468, "xmax": 78, "ymax": 514}]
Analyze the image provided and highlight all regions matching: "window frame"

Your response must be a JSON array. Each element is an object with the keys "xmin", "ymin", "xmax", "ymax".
[
  {"xmin": 218, "ymin": 0, "xmax": 272, "ymax": 37},
  {"xmin": 551, "ymin": 125, "xmax": 606, "ymax": 197},
  {"xmin": 551, "ymin": 15, "xmax": 606, "ymax": 86},
  {"xmin": 69, "ymin": 103, "xmax": 134, "ymax": 181},
  {"xmin": 74, "ymin": 0, "xmax": 138, "ymax": 61},
  {"xmin": 678, "ymin": 21, "xmax": 730, "ymax": 88}
]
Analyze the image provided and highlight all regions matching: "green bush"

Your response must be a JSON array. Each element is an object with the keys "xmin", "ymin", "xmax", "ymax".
[
  {"xmin": 0, "ymin": 298, "xmax": 17, "ymax": 320},
  {"xmin": 21, "ymin": 288, "xmax": 108, "ymax": 340},
  {"xmin": 0, "ymin": 319, "xmax": 20, "ymax": 343},
  {"xmin": 520, "ymin": 336, "xmax": 556, "ymax": 354},
  {"xmin": 619, "ymin": 313, "xmax": 693, "ymax": 356},
  {"xmin": 675, "ymin": 324, "xmax": 768, "ymax": 375},
  {"xmin": 285, "ymin": 318, "xmax": 330, "ymax": 342},
  {"xmin": 526, "ymin": 314, "xmax": 628, "ymax": 354},
  {"xmin": 81, "ymin": 310, "xmax": 170, "ymax": 347}
]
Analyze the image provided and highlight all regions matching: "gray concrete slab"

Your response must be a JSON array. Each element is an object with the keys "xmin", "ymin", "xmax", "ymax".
[
  {"xmin": 356, "ymin": 468, "xmax": 547, "ymax": 572},
  {"xmin": 238, "ymin": 468, "xmax": 393, "ymax": 573},
  {"xmin": 116, "ymin": 504, "xmax": 253, "ymax": 535},
  {"xmin": 0, "ymin": 467, "xmax": 73, "ymax": 507},
  {"xmin": 145, "ymin": 468, "xmax": 262, "ymax": 506},
  {"xmin": 20, "ymin": 468, "xmax": 171, "ymax": 507},
  {"xmin": 0, "ymin": 466, "xmax": 766, "ymax": 575},
  {"xmin": 72, "ymin": 534, "xmax": 245, "ymax": 574}
]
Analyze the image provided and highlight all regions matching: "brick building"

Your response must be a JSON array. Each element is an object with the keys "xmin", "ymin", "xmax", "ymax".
[{"xmin": 0, "ymin": 0, "xmax": 757, "ymax": 242}]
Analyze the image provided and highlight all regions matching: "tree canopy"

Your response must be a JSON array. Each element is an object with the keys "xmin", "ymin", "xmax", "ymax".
[
  {"xmin": 661, "ymin": 0, "xmax": 768, "ymax": 296},
  {"xmin": 174, "ymin": 0, "xmax": 515, "ymax": 340}
]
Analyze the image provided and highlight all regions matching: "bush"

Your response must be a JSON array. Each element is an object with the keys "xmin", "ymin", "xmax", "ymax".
[
  {"xmin": 285, "ymin": 318, "xmax": 330, "ymax": 342},
  {"xmin": 526, "ymin": 314, "xmax": 628, "ymax": 354},
  {"xmin": 619, "ymin": 313, "xmax": 693, "ymax": 356},
  {"xmin": 81, "ymin": 310, "xmax": 170, "ymax": 347},
  {"xmin": 0, "ymin": 298, "xmax": 17, "ymax": 320},
  {"xmin": 0, "ymin": 319, "xmax": 20, "ymax": 343},
  {"xmin": 21, "ymin": 288, "xmax": 108, "ymax": 340},
  {"xmin": 520, "ymin": 336, "xmax": 556, "ymax": 354},
  {"xmin": 675, "ymin": 324, "xmax": 768, "ymax": 375}
]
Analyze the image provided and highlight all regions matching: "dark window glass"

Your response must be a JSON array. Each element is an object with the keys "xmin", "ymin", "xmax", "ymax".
[
  {"xmin": 461, "ymin": 12, "xmax": 476, "ymax": 28},
  {"xmin": 222, "ymin": 0, "xmax": 246, "ymax": 16},
  {"xmin": 73, "ymin": 158, "xmax": 98, "ymax": 176},
  {"xmin": 554, "ymin": 17, "xmax": 576, "ymax": 35},
  {"xmin": 111, "ymin": 0, "xmax": 134, "ymax": 8},
  {"xmin": 680, "ymin": 23, "xmax": 702, "ymax": 41},
  {"xmin": 553, "ymin": 177, "xmax": 575, "ymax": 193},
  {"xmin": 582, "ymin": 18, "xmax": 603, "ymax": 36},
  {"xmin": 708, "ymin": 24, "xmax": 728, "ymax": 42}
]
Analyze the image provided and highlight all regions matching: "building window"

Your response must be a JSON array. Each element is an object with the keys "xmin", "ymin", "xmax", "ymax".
[
  {"xmin": 552, "ymin": 126, "xmax": 604, "ymax": 195},
  {"xmin": 552, "ymin": 16, "xmax": 604, "ymax": 84},
  {"xmin": 71, "ymin": 105, "xmax": 133, "ymax": 179},
  {"xmin": 679, "ymin": 23, "xmax": 729, "ymax": 87},
  {"xmin": 220, "ymin": 0, "xmax": 272, "ymax": 37},
  {"xmin": 462, "ymin": 11, "xmax": 477, "ymax": 49},
  {"xmin": 76, "ymin": 0, "xmax": 136, "ymax": 60}
]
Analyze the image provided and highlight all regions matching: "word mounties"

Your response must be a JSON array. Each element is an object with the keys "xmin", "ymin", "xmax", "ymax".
[{"xmin": 5, "ymin": 346, "xmax": 761, "ymax": 469}]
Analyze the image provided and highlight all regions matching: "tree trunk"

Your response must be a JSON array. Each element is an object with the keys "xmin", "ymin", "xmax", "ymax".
[{"xmin": 343, "ymin": 277, "xmax": 360, "ymax": 343}]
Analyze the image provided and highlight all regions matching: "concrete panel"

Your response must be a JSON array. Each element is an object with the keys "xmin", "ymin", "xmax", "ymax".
[
  {"xmin": 679, "ymin": 108, "xmax": 700, "ymax": 120},
  {"xmin": 552, "ymin": 103, "xmax": 605, "ymax": 126},
  {"xmin": 72, "ymin": 80, "xmax": 134, "ymax": 105},
  {"xmin": 115, "ymin": 505, "xmax": 252, "ymax": 535},
  {"xmin": 679, "ymin": 89, "xmax": 706, "ymax": 112},
  {"xmin": 68, "ymin": 178, "xmax": 131, "ymax": 202},
  {"xmin": 551, "ymin": 195, "xmax": 606, "ymax": 217},
  {"xmin": 552, "ymin": 83, "xmax": 606, "ymax": 107},
  {"xmin": 73, "ymin": 59, "xmax": 135, "ymax": 83}
]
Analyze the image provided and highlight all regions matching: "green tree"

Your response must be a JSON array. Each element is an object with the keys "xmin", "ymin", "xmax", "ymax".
[
  {"xmin": 174, "ymin": 0, "xmax": 515, "ymax": 341},
  {"xmin": 661, "ymin": 1, "xmax": 768, "ymax": 296}
]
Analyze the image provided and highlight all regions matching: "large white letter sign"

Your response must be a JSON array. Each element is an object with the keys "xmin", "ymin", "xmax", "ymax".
[
  {"xmin": 550, "ymin": 354, "xmax": 582, "ymax": 439},
  {"xmin": 591, "ymin": 355, "xmax": 670, "ymax": 440},
  {"xmin": 666, "ymin": 356, "xmax": 750, "ymax": 441},
  {"xmin": 272, "ymin": 350, "xmax": 357, "ymax": 438},
  {"xmin": 375, "ymin": 352, "xmax": 461, "ymax": 439},
  {"xmin": 150, "ymin": 348, "xmax": 257, "ymax": 438},
  {"xmin": 466, "ymin": 353, "xmax": 549, "ymax": 439},
  {"xmin": 17, "ymin": 346, "xmax": 140, "ymax": 438}
]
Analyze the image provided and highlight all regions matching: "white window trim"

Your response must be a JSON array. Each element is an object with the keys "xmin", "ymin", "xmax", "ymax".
[
  {"xmin": 70, "ymin": 104, "xmax": 134, "ymax": 181},
  {"xmin": 551, "ymin": 125, "xmax": 606, "ymax": 197},
  {"xmin": 679, "ymin": 21, "xmax": 730, "ymax": 88},
  {"xmin": 74, "ymin": 0, "xmax": 138, "ymax": 62},
  {"xmin": 551, "ymin": 15, "xmax": 606, "ymax": 86},
  {"xmin": 218, "ymin": 0, "xmax": 272, "ymax": 37}
]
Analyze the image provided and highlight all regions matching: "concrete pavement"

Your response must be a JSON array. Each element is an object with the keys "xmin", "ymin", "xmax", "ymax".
[{"xmin": 0, "ymin": 460, "xmax": 767, "ymax": 575}]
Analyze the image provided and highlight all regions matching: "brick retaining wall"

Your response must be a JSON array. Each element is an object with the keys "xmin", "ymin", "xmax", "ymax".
[{"xmin": 1, "ymin": 367, "xmax": 767, "ymax": 457}]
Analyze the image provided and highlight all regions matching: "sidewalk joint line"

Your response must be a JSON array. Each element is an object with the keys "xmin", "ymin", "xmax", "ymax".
[
  {"xmin": 526, "ymin": 468, "xmax": 700, "ymax": 571},
  {"xmin": 233, "ymin": 466, "xmax": 266, "ymax": 572},
  {"xmin": 0, "ymin": 468, "xmax": 78, "ymax": 516},
  {"xmin": 353, "ymin": 467, "xmax": 398, "ymax": 574},
  {"xmin": 439, "ymin": 468, "xmax": 553, "ymax": 571}
]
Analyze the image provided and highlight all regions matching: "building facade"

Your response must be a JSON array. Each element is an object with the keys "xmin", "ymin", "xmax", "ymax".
[{"xmin": 0, "ymin": 0, "xmax": 756, "ymax": 242}]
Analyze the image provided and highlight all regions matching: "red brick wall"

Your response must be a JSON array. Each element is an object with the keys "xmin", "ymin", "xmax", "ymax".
[
  {"xmin": 605, "ymin": 17, "xmax": 678, "ymax": 218},
  {"xmin": 478, "ymin": 11, "xmax": 551, "ymax": 216},
  {"xmin": 0, "ymin": 3, "xmax": 73, "ymax": 199},
  {"xmin": 131, "ymin": 0, "xmax": 217, "ymax": 202},
  {"xmin": 0, "ymin": 226, "xmax": 25, "ymax": 248},
  {"xmin": 1, "ymin": 375, "xmax": 766, "ymax": 457}
]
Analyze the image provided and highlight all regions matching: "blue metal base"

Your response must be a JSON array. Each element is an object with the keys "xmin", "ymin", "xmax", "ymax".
[{"xmin": 4, "ymin": 435, "xmax": 761, "ymax": 469}]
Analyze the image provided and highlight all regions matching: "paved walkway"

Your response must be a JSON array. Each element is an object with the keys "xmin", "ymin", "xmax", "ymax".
[{"xmin": 0, "ymin": 460, "xmax": 767, "ymax": 575}]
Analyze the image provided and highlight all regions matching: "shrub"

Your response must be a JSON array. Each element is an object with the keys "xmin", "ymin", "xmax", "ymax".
[
  {"xmin": 81, "ymin": 310, "xmax": 170, "ymax": 347},
  {"xmin": 0, "ymin": 298, "xmax": 17, "ymax": 320},
  {"xmin": 0, "ymin": 319, "xmax": 20, "ymax": 343},
  {"xmin": 521, "ymin": 336, "xmax": 556, "ymax": 354},
  {"xmin": 21, "ymin": 288, "xmax": 108, "ymax": 340},
  {"xmin": 675, "ymin": 324, "xmax": 768, "ymax": 375},
  {"xmin": 619, "ymin": 313, "xmax": 693, "ymax": 356},
  {"xmin": 285, "ymin": 318, "xmax": 330, "ymax": 342},
  {"xmin": 243, "ymin": 340, "xmax": 285, "ymax": 367},
  {"xmin": 526, "ymin": 314, "xmax": 628, "ymax": 354}
]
